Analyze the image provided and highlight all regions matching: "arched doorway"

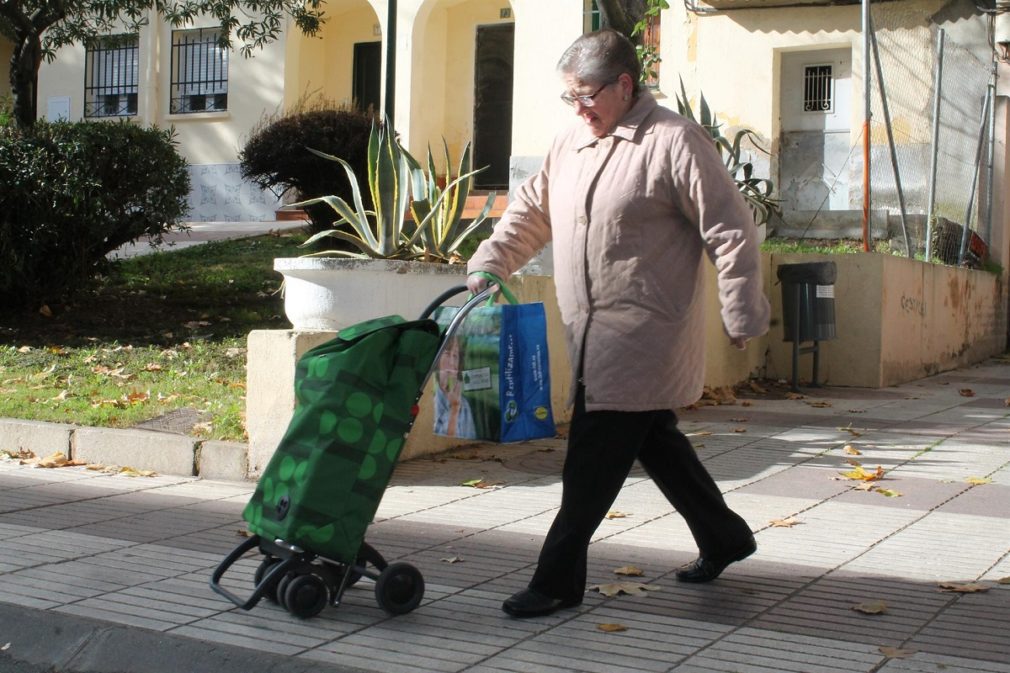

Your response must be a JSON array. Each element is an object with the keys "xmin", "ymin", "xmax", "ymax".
[{"xmin": 411, "ymin": 0, "xmax": 515, "ymax": 185}]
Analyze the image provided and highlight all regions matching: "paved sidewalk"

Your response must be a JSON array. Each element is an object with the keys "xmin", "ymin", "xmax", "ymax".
[{"xmin": 2, "ymin": 362, "xmax": 1009, "ymax": 673}]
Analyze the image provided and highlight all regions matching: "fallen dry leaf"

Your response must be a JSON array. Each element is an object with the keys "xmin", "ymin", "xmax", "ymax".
[
  {"xmin": 874, "ymin": 488, "xmax": 902, "ymax": 498},
  {"xmin": 613, "ymin": 565, "xmax": 644, "ymax": 577},
  {"xmin": 855, "ymin": 482, "xmax": 876, "ymax": 491},
  {"xmin": 938, "ymin": 582, "xmax": 989, "ymax": 593},
  {"xmin": 852, "ymin": 600, "xmax": 887, "ymax": 615},
  {"xmin": 806, "ymin": 401, "xmax": 833, "ymax": 408},
  {"xmin": 701, "ymin": 386, "xmax": 737, "ymax": 405},
  {"xmin": 597, "ymin": 623, "xmax": 628, "ymax": 633},
  {"xmin": 732, "ymin": 428, "xmax": 747, "ymax": 433},
  {"xmin": 126, "ymin": 391, "xmax": 149, "ymax": 404},
  {"xmin": 38, "ymin": 304, "xmax": 53, "ymax": 317},
  {"xmin": 838, "ymin": 425, "xmax": 862, "ymax": 437},
  {"xmin": 748, "ymin": 380, "xmax": 768, "ymax": 394},
  {"xmin": 605, "ymin": 511, "xmax": 629, "ymax": 519},
  {"xmin": 236, "ymin": 529, "xmax": 253, "ymax": 538},
  {"xmin": 31, "ymin": 452, "xmax": 86, "ymax": 469},
  {"xmin": 118, "ymin": 466, "xmax": 156, "ymax": 477},
  {"xmin": 589, "ymin": 581, "xmax": 658, "ymax": 597},
  {"xmin": 769, "ymin": 517, "xmax": 801, "ymax": 528},
  {"xmin": 879, "ymin": 646, "xmax": 917, "ymax": 659},
  {"xmin": 839, "ymin": 465, "xmax": 885, "ymax": 481},
  {"xmin": 966, "ymin": 476, "xmax": 992, "ymax": 485},
  {"xmin": 785, "ymin": 392, "xmax": 805, "ymax": 400},
  {"xmin": 843, "ymin": 445, "xmax": 862, "ymax": 455},
  {"xmin": 996, "ymin": 576, "xmax": 1010, "ymax": 585},
  {"xmin": 959, "ymin": 388, "xmax": 975, "ymax": 397}
]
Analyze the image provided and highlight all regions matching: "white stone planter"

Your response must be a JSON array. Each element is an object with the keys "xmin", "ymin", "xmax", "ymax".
[{"xmin": 274, "ymin": 257, "xmax": 468, "ymax": 331}]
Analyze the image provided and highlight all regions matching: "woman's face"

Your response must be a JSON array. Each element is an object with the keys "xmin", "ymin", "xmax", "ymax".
[{"xmin": 561, "ymin": 72, "xmax": 633, "ymax": 138}]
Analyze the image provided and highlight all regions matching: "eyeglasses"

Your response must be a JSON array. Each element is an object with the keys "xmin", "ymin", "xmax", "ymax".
[{"xmin": 560, "ymin": 80, "xmax": 616, "ymax": 107}]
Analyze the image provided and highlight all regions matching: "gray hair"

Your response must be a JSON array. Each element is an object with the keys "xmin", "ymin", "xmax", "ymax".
[{"xmin": 556, "ymin": 29, "xmax": 642, "ymax": 97}]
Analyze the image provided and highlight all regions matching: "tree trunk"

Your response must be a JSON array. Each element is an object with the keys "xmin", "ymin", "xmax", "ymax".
[
  {"xmin": 10, "ymin": 32, "xmax": 42, "ymax": 127},
  {"xmin": 596, "ymin": 0, "xmax": 647, "ymax": 41}
]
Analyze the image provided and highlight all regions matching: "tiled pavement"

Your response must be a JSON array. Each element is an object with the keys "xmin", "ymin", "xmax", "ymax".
[{"xmin": 2, "ymin": 361, "xmax": 1009, "ymax": 673}]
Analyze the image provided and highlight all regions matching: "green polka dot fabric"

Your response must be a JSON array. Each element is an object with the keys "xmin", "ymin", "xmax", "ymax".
[{"xmin": 243, "ymin": 315, "xmax": 440, "ymax": 564}]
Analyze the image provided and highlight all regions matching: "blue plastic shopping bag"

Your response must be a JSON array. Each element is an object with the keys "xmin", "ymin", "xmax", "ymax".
[{"xmin": 433, "ymin": 285, "xmax": 555, "ymax": 443}]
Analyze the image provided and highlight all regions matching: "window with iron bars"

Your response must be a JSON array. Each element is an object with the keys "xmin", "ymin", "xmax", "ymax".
[
  {"xmin": 171, "ymin": 28, "xmax": 229, "ymax": 114},
  {"xmin": 803, "ymin": 64, "xmax": 833, "ymax": 113},
  {"xmin": 84, "ymin": 34, "xmax": 139, "ymax": 118}
]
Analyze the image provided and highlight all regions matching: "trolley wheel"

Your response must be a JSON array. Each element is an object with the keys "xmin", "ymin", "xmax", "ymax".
[
  {"xmin": 253, "ymin": 557, "xmax": 283, "ymax": 603},
  {"xmin": 276, "ymin": 571, "xmax": 296, "ymax": 609},
  {"xmin": 374, "ymin": 562, "xmax": 425, "ymax": 615},
  {"xmin": 282, "ymin": 573, "xmax": 329, "ymax": 619}
]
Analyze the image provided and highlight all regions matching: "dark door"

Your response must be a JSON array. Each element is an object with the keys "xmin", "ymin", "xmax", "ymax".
[
  {"xmin": 353, "ymin": 41, "xmax": 381, "ymax": 114},
  {"xmin": 473, "ymin": 24, "xmax": 514, "ymax": 190}
]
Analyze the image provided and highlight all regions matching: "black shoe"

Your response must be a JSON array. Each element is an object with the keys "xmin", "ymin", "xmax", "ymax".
[
  {"xmin": 501, "ymin": 588, "xmax": 581, "ymax": 618},
  {"xmin": 675, "ymin": 537, "xmax": 757, "ymax": 583}
]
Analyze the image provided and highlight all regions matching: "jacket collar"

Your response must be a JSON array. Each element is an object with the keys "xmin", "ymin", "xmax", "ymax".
[{"xmin": 573, "ymin": 91, "xmax": 658, "ymax": 150}]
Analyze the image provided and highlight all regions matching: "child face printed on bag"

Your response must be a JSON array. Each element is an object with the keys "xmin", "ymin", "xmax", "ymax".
[{"xmin": 437, "ymin": 337, "xmax": 463, "ymax": 395}]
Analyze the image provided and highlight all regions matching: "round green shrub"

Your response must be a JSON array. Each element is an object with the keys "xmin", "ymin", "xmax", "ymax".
[
  {"xmin": 240, "ymin": 107, "xmax": 374, "ymax": 233},
  {"xmin": 0, "ymin": 120, "xmax": 190, "ymax": 309}
]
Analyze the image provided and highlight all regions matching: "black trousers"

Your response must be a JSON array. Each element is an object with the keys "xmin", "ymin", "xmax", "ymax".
[{"xmin": 528, "ymin": 385, "xmax": 752, "ymax": 602}]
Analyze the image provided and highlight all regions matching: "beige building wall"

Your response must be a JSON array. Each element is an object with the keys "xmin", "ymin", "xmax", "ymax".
[
  {"xmin": 151, "ymin": 19, "xmax": 286, "ymax": 166},
  {"xmin": 762, "ymin": 253, "xmax": 1006, "ymax": 388},
  {"xmin": 35, "ymin": 14, "xmax": 292, "ymax": 220},
  {"xmin": 661, "ymin": 0, "xmax": 947, "ymax": 143},
  {"xmin": 508, "ymin": 0, "xmax": 586, "ymax": 156}
]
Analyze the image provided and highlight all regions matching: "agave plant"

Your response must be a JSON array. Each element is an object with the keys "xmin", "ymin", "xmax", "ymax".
[
  {"xmin": 406, "ymin": 139, "xmax": 496, "ymax": 263},
  {"xmin": 675, "ymin": 79, "xmax": 781, "ymax": 228},
  {"xmin": 290, "ymin": 115, "xmax": 424, "ymax": 259},
  {"xmin": 291, "ymin": 117, "xmax": 491, "ymax": 261}
]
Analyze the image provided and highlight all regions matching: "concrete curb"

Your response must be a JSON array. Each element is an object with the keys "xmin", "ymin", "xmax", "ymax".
[
  {"xmin": 0, "ymin": 602, "xmax": 364, "ymax": 673},
  {"xmin": 0, "ymin": 418, "xmax": 249, "ymax": 481}
]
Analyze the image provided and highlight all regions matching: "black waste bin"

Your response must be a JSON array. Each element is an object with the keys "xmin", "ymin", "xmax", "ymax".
[{"xmin": 777, "ymin": 262, "xmax": 837, "ymax": 343}]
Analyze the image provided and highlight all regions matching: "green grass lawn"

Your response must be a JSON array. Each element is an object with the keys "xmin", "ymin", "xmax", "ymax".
[{"xmin": 0, "ymin": 229, "xmax": 310, "ymax": 442}]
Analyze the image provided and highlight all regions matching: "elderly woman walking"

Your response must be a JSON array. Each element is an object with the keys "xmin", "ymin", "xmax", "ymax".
[{"xmin": 466, "ymin": 28, "xmax": 770, "ymax": 618}]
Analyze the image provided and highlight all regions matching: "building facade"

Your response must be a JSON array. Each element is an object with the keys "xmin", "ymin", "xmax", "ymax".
[{"xmin": 32, "ymin": 0, "xmax": 1010, "ymax": 271}]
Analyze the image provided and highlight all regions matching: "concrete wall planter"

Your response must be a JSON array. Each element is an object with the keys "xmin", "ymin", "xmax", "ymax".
[{"xmin": 274, "ymin": 257, "xmax": 468, "ymax": 330}]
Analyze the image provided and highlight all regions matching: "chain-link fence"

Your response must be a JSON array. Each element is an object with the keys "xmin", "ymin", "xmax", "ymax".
[{"xmin": 866, "ymin": 5, "xmax": 994, "ymax": 266}]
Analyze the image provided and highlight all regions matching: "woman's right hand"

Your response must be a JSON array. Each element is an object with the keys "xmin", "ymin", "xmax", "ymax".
[{"xmin": 466, "ymin": 273, "xmax": 490, "ymax": 295}]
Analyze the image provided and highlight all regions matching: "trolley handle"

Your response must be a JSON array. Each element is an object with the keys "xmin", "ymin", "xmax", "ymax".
[{"xmin": 418, "ymin": 283, "xmax": 500, "ymax": 392}]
